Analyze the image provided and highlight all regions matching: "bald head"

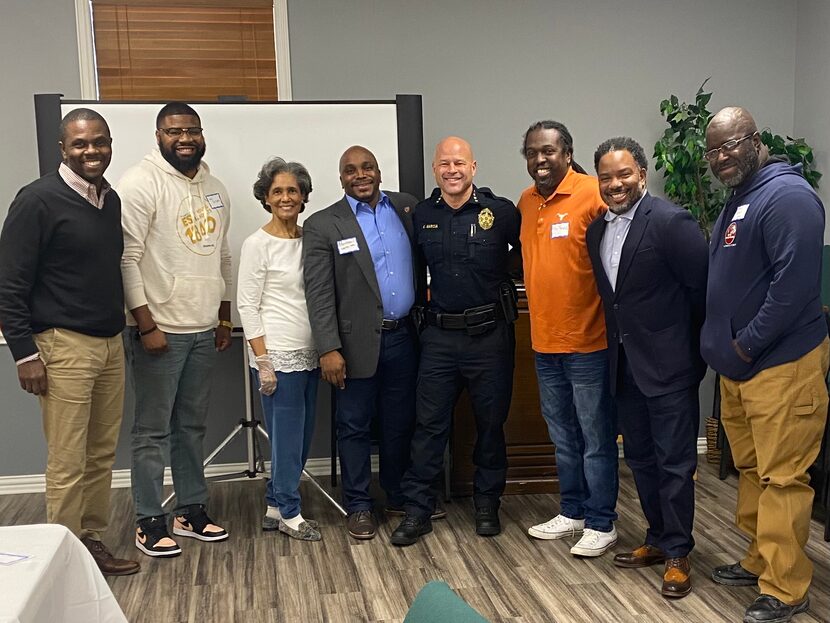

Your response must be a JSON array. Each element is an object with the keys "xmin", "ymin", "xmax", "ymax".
[
  {"xmin": 708, "ymin": 106, "xmax": 758, "ymax": 139},
  {"xmin": 339, "ymin": 145, "xmax": 382, "ymax": 207},
  {"xmin": 433, "ymin": 136, "xmax": 474, "ymax": 164},
  {"xmin": 432, "ymin": 136, "xmax": 477, "ymax": 209},
  {"xmin": 706, "ymin": 106, "xmax": 764, "ymax": 187}
]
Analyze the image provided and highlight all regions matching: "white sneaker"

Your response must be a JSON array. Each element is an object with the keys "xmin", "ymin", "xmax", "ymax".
[
  {"xmin": 528, "ymin": 514, "xmax": 585, "ymax": 540},
  {"xmin": 569, "ymin": 527, "xmax": 618, "ymax": 557}
]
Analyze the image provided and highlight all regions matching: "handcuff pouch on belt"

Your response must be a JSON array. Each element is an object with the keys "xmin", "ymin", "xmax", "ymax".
[{"xmin": 410, "ymin": 306, "xmax": 425, "ymax": 333}]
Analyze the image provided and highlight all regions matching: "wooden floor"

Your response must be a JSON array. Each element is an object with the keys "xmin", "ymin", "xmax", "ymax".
[{"xmin": 1, "ymin": 461, "xmax": 828, "ymax": 623}]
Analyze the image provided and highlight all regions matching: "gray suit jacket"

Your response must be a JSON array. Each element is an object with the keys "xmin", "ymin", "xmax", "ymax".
[{"xmin": 303, "ymin": 191, "xmax": 420, "ymax": 378}]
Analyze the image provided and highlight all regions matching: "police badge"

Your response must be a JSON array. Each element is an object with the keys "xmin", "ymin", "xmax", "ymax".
[{"xmin": 478, "ymin": 207, "xmax": 494, "ymax": 230}]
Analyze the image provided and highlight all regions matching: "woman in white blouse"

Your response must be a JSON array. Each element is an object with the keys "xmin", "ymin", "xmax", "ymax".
[{"xmin": 237, "ymin": 158, "xmax": 320, "ymax": 541}]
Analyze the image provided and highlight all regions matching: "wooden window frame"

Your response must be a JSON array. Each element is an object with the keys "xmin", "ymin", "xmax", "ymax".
[{"xmin": 73, "ymin": 0, "xmax": 292, "ymax": 100}]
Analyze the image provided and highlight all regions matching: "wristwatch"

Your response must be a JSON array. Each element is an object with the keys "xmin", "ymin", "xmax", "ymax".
[{"xmin": 217, "ymin": 320, "xmax": 233, "ymax": 330}]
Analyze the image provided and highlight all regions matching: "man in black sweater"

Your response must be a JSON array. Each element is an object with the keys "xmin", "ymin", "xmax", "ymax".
[{"xmin": 0, "ymin": 108, "xmax": 140, "ymax": 576}]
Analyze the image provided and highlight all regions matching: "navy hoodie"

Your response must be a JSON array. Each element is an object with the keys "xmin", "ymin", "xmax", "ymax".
[{"xmin": 701, "ymin": 160, "xmax": 826, "ymax": 381}]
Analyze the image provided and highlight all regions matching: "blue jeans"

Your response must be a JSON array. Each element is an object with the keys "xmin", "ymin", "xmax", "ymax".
[
  {"xmin": 124, "ymin": 329, "xmax": 217, "ymax": 521},
  {"xmin": 253, "ymin": 367, "xmax": 319, "ymax": 520},
  {"xmin": 535, "ymin": 350, "xmax": 618, "ymax": 531}
]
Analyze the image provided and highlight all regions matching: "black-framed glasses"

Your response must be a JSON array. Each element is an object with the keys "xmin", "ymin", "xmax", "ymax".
[
  {"xmin": 159, "ymin": 127, "xmax": 204, "ymax": 138},
  {"xmin": 703, "ymin": 132, "xmax": 757, "ymax": 162}
]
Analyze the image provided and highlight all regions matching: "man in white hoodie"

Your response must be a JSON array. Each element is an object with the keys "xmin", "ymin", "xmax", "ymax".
[{"xmin": 119, "ymin": 102, "xmax": 232, "ymax": 558}]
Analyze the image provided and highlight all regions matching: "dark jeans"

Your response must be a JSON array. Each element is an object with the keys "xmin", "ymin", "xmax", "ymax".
[
  {"xmin": 335, "ymin": 325, "xmax": 417, "ymax": 513},
  {"xmin": 617, "ymin": 347, "xmax": 699, "ymax": 557},
  {"xmin": 535, "ymin": 349, "xmax": 618, "ymax": 532},
  {"xmin": 402, "ymin": 322, "xmax": 515, "ymax": 518}
]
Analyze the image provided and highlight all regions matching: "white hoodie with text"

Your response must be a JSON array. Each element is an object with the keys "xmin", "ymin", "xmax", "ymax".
[{"xmin": 118, "ymin": 148, "xmax": 233, "ymax": 333}]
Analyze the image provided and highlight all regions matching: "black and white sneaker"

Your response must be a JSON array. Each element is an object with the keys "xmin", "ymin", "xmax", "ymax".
[
  {"xmin": 173, "ymin": 504, "xmax": 229, "ymax": 542},
  {"xmin": 135, "ymin": 516, "xmax": 182, "ymax": 558}
]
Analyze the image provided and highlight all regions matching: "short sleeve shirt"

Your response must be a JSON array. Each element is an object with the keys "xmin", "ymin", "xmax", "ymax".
[{"xmin": 517, "ymin": 168, "xmax": 607, "ymax": 353}]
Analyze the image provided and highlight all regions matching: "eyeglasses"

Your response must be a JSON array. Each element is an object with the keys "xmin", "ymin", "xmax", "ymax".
[
  {"xmin": 703, "ymin": 132, "xmax": 757, "ymax": 162},
  {"xmin": 158, "ymin": 127, "xmax": 204, "ymax": 138}
]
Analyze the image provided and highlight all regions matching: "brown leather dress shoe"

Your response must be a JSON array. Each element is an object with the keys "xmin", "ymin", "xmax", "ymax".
[
  {"xmin": 662, "ymin": 557, "xmax": 692, "ymax": 598},
  {"xmin": 346, "ymin": 510, "xmax": 377, "ymax": 540},
  {"xmin": 613, "ymin": 544, "xmax": 666, "ymax": 568},
  {"xmin": 82, "ymin": 537, "xmax": 141, "ymax": 576}
]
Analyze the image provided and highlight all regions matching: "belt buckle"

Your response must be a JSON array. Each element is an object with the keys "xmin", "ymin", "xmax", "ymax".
[{"xmin": 463, "ymin": 306, "xmax": 495, "ymax": 336}]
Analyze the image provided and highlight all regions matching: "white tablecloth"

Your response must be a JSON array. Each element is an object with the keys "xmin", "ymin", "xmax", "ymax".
[{"xmin": 0, "ymin": 524, "xmax": 127, "ymax": 623}]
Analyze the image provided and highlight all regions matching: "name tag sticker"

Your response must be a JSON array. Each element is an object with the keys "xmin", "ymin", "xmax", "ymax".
[
  {"xmin": 337, "ymin": 237, "xmax": 360, "ymax": 255},
  {"xmin": 550, "ymin": 222, "xmax": 570, "ymax": 239},
  {"xmin": 206, "ymin": 193, "xmax": 224, "ymax": 209},
  {"xmin": 732, "ymin": 204, "xmax": 749, "ymax": 221}
]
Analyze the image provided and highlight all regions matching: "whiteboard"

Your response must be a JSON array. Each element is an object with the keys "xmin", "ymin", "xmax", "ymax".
[{"xmin": 55, "ymin": 101, "xmax": 404, "ymax": 326}]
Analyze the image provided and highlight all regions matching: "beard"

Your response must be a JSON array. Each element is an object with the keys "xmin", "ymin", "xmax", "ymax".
[
  {"xmin": 718, "ymin": 149, "xmax": 759, "ymax": 188},
  {"xmin": 607, "ymin": 185, "xmax": 645, "ymax": 215},
  {"xmin": 160, "ymin": 142, "xmax": 206, "ymax": 174}
]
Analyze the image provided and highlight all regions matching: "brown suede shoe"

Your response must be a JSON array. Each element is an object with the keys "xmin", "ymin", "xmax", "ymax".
[
  {"xmin": 346, "ymin": 510, "xmax": 377, "ymax": 540},
  {"xmin": 613, "ymin": 544, "xmax": 666, "ymax": 568},
  {"xmin": 82, "ymin": 537, "xmax": 141, "ymax": 576},
  {"xmin": 661, "ymin": 557, "xmax": 692, "ymax": 598}
]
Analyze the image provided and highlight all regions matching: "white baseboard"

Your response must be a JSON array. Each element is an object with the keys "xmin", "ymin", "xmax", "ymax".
[
  {"xmin": 0, "ymin": 439, "xmax": 708, "ymax": 496},
  {"xmin": 0, "ymin": 456, "xmax": 378, "ymax": 496}
]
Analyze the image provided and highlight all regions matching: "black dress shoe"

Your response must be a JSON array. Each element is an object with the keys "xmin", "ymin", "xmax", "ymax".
[
  {"xmin": 475, "ymin": 507, "xmax": 501, "ymax": 536},
  {"xmin": 712, "ymin": 561, "xmax": 759, "ymax": 586},
  {"xmin": 390, "ymin": 515, "xmax": 432, "ymax": 547},
  {"xmin": 743, "ymin": 594, "xmax": 809, "ymax": 623}
]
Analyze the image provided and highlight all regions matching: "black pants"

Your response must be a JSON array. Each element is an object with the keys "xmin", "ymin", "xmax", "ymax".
[
  {"xmin": 401, "ymin": 322, "xmax": 515, "ymax": 518},
  {"xmin": 616, "ymin": 346, "xmax": 700, "ymax": 558}
]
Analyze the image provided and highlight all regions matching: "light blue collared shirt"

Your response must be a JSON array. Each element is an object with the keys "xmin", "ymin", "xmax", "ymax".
[
  {"xmin": 599, "ymin": 192, "xmax": 646, "ymax": 291},
  {"xmin": 346, "ymin": 191, "xmax": 415, "ymax": 319}
]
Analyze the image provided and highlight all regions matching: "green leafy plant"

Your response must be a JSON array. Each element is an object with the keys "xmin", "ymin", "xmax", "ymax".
[
  {"xmin": 760, "ymin": 130, "xmax": 822, "ymax": 189},
  {"xmin": 653, "ymin": 79, "xmax": 821, "ymax": 238}
]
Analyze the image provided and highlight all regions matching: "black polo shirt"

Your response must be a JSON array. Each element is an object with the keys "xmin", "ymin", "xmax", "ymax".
[{"xmin": 414, "ymin": 186, "xmax": 520, "ymax": 313}]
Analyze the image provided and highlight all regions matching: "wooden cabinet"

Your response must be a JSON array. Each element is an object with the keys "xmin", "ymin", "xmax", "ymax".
[{"xmin": 450, "ymin": 292, "xmax": 559, "ymax": 495}]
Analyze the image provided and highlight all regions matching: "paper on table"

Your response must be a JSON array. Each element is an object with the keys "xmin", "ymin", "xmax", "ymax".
[{"xmin": 0, "ymin": 552, "xmax": 32, "ymax": 565}]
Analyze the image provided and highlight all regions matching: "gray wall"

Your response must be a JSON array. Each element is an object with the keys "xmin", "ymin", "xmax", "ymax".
[
  {"xmin": 288, "ymin": 0, "xmax": 797, "ymax": 201},
  {"xmin": 795, "ymin": 0, "xmax": 830, "ymax": 238},
  {"xmin": 0, "ymin": 0, "xmax": 81, "ymax": 220},
  {"xmin": 0, "ymin": 0, "xmax": 818, "ymax": 476}
]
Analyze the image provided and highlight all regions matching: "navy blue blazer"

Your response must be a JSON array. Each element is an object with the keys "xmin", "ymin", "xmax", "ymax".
[{"xmin": 586, "ymin": 193, "xmax": 708, "ymax": 398}]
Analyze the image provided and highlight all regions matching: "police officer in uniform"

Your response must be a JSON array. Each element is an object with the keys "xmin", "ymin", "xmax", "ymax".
[{"xmin": 390, "ymin": 136, "xmax": 521, "ymax": 546}]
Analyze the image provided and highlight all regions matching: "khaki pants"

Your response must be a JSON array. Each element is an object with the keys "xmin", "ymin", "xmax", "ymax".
[
  {"xmin": 720, "ymin": 337, "xmax": 829, "ymax": 604},
  {"xmin": 33, "ymin": 328, "xmax": 124, "ymax": 540}
]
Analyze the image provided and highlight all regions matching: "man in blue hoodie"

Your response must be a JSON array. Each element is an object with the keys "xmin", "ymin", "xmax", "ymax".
[{"xmin": 702, "ymin": 106, "xmax": 828, "ymax": 623}]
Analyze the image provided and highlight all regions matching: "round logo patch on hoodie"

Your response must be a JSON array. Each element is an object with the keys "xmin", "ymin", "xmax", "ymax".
[
  {"xmin": 177, "ymin": 194, "xmax": 222, "ymax": 255},
  {"xmin": 723, "ymin": 221, "xmax": 737, "ymax": 247}
]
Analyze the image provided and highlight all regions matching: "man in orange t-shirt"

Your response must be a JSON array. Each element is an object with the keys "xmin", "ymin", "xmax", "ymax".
[{"xmin": 518, "ymin": 120, "xmax": 619, "ymax": 558}]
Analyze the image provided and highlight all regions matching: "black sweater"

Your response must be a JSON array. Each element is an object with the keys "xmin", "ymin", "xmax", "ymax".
[{"xmin": 0, "ymin": 172, "xmax": 125, "ymax": 361}]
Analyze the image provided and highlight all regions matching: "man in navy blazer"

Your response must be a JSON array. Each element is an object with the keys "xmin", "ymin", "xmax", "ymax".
[{"xmin": 585, "ymin": 137, "xmax": 708, "ymax": 599}]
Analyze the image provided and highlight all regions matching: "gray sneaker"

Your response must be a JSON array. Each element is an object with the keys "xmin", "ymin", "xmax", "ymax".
[
  {"xmin": 278, "ymin": 520, "xmax": 322, "ymax": 541},
  {"xmin": 262, "ymin": 514, "xmax": 318, "ymax": 531}
]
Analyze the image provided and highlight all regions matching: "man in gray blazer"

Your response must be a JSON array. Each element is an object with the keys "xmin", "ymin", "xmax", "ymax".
[{"xmin": 303, "ymin": 145, "xmax": 421, "ymax": 540}]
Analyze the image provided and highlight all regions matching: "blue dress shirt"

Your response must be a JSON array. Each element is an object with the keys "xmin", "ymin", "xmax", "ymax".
[{"xmin": 346, "ymin": 192, "xmax": 414, "ymax": 319}]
